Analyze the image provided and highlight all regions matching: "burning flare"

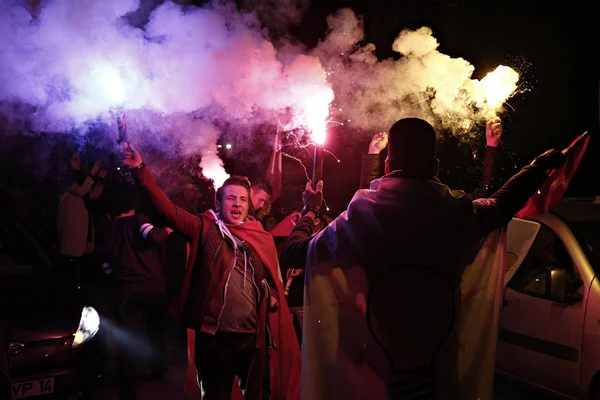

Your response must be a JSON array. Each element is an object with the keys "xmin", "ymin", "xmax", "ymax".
[
  {"xmin": 304, "ymin": 89, "xmax": 334, "ymax": 145},
  {"xmin": 475, "ymin": 65, "xmax": 520, "ymax": 111}
]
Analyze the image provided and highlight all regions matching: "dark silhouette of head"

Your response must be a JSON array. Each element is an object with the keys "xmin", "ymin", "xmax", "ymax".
[
  {"xmin": 385, "ymin": 118, "xmax": 439, "ymax": 179},
  {"xmin": 106, "ymin": 182, "xmax": 140, "ymax": 219}
]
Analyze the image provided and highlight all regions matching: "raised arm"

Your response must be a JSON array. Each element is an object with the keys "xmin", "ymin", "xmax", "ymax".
[
  {"xmin": 283, "ymin": 180, "xmax": 323, "ymax": 269},
  {"xmin": 137, "ymin": 213, "xmax": 173, "ymax": 244},
  {"xmin": 283, "ymin": 215, "xmax": 316, "ymax": 269},
  {"xmin": 469, "ymin": 119, "xmax": 502, "ymax": 199},
  {"xmin": 88, "ymin": 168, "xmax": 106, "ymax": 200},
  {"xmin": 67, "ymin": 159, "xmax": 102, "ymax": 197},
  {"xmin": 473, "ymin": 148, "xmax": 567, "ymax": 237},
  {"xmin": 67, "ymin": 178, "xmax": 95, "ymax": 197},
  {"xmin": 121, "ymin": 143, "xmax": 201, "ymax": 241},
  {"xmin": 359, "ymin": 132, "xmax": 388, "ymax": 189}
]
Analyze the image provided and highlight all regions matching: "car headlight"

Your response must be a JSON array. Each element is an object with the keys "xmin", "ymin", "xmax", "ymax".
[{"xmin": 72, "ymin": 306, "xmax": 100, "ymax": 348}]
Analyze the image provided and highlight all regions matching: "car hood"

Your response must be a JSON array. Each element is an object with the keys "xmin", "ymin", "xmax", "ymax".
[{"xmin": 0, "ymin": 268, "xmax": 81, "ymax": 341}]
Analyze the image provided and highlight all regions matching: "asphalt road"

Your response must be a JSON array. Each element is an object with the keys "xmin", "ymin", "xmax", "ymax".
[{"xmin": 85, "ymin": 322, "xmax": 562, "ymax": 400}]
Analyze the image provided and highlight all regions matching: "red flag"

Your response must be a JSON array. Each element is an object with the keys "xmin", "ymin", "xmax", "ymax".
[
  {"xmin": 516, "ymin": 131, "xmax": 591, "ymax": 219},
  {"xmin": 265, "ymin": 124, "xmax": 283, "ymax": 202}
]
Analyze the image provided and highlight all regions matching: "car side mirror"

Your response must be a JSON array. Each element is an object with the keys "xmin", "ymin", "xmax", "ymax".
[{"xmin": 550, "ymin": 269, "xmax": 583, "ymax": 303}]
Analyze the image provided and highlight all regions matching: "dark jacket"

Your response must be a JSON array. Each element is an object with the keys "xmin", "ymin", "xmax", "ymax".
[
  {"xmin": 96, "ymin": 213, "xmax": 168, "ymax": 295},
  {"xmin": 284, "ymin": 163, "xmax": 549, "ymax": 278}
]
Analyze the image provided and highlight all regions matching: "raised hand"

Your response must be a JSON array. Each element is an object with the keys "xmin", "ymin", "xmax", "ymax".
[
  {"xmin": 368, "ymin": 132, "xmax": 389, "ymax": 155},
  {"xmin": 120, "ymin": 142, "xmax": 143, "ymax": 169},
  {"xmin": 70, "ymin": 152, "xmax": 81, "ymax": 170},
  {"xmin": 486, "ymin": 118, "xmax": 503, "ymax": 148},
  {"xmin": 303, "ymin": 180, "xmax": 324, "ymax": 211},
  {"xmin": 90, "ymin": 159, "xmax": 102, "ymax": 176}
]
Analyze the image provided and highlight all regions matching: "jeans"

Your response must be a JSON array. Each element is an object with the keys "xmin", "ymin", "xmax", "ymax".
[{"xmin": 195, "ymin": 331, "xmax": 270, "ymax": 400}]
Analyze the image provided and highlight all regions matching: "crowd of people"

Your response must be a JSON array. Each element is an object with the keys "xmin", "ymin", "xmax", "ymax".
[{"xmin": 1, "ymin": 115, "xmax": 567, "ymax": 400}]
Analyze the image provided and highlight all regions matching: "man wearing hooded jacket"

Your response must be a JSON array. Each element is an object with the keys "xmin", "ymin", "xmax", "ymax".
[{"xmin": 121, "ymin": 143, "xmax": 300, "ymax": 400}]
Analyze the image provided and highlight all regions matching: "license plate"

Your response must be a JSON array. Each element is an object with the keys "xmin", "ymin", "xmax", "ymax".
[{"xmin": 12, "ymin": 377, "xmax": 55, "ymax": 399}]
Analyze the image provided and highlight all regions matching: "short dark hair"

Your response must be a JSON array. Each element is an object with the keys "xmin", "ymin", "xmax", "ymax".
[
  {"xmin": 387, "ymin": 118, "xmax": 437, "ymax": 178},
  {"xmin": 106, "ymin": 183, "xmax": 140, "ymax": 218},
  {"xmin": 215, "ymin": 175, "xmax": 251, "ymax": 204},
  {"xmin": 251, "ymin": 179, "xmax": 273, "ymax": 196}
]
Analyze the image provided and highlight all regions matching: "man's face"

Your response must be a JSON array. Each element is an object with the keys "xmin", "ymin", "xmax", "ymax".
[
  {"xmin": 251, "ymin": 187, "xmax": 271, "ymax": 214},
  {"xmin": 217, "ymin": 184, "xmax": 250, "ymax": 224}
]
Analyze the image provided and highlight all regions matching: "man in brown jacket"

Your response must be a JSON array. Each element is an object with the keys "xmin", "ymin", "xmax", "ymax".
[{"xmin": 121, "ymin": 144, "xmax": 300, "ymax": 400}]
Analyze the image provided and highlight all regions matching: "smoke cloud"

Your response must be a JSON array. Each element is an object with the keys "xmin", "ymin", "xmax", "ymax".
[
  {"xmin": 0, "ymin": 0, "xmax": 333, "ymax": 189},
  {"xmin": 311, "ymin": 9, "xmax": 520, "ymax": 142},
  {"xmin": 0, "ymin": 1, "xmax": 521, "ymax": 193}
]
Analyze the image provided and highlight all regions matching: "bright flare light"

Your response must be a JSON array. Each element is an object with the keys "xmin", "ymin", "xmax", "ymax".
[
  {"xmin": 201, "ymin": 147, "xmax": 230, "ymax": 190},
  {"xmin": 88, "ymin": 64, "xmax": 126, "ymax": 105},
  {"xmin": 479, "ymin": 65, "xmax": 519, "ymax": 109},
  {"xmin": 304, "ymin": 89, "xmax": 334, "ymax": 145}
]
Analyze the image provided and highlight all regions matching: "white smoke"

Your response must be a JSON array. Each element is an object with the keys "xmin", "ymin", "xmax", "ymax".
[
  {"xmin": 311, "ymin": 9, "xmax": 520, "ymax": 142},
  {"xmin": 0, "ymin": 1, "xmax": 521, "ymax": 190}
]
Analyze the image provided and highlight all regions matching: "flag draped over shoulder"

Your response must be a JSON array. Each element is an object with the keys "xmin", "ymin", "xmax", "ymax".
[
  {"xmin": 301, "ymin": 184, "xmax": 508, "ymax": 400},
  {"xmin": 456, "ymin": 229, "xmax": 506, "ymax": 400},
  {"xmin": 517, "ymin": 131, "xmax": 590, "ymax": 219}
]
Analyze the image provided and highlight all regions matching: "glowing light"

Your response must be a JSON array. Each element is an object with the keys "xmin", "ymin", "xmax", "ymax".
[
  {"xmin": 204, "ymin": 166, "xmax": 229, "ymax": 189},
  {"xmin": 217, "ymin": 144, "xmax": 222, "ymax": 148},
  {"xmin": 303, "ymin": 90, "xmax": 334, "ymax": 145},
  {"xmin": 201, "ymin": 148, "xmax": 230, "ymax": 190},
  {"xmin": 225, "ymin": 143, "xmax": 232, "ymax": 149},
  {"xmin": 72, "ymin": 307, "xmax": 100, "ymax": 348},
  {"xmin": 479, "ymin": 65, "xmax": 519, "ymax": 108},
  {"xmin": 91, "ymin": 64, "xmax": 126, "ymax": 104}
]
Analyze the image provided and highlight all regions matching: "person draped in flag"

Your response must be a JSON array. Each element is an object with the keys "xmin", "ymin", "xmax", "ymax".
[
  {"xmin": 283, "ymin": 117, "xmax": 566, "ymax": 400},
  {"xmin": 120, "ymin": 143, "xmax": 300, "ymax": 400}
]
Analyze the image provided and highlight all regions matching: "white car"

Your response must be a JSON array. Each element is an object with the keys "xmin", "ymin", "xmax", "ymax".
[{"xmin": 497, "ymin": 197, "xmax": 600, "ymax": 399}]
